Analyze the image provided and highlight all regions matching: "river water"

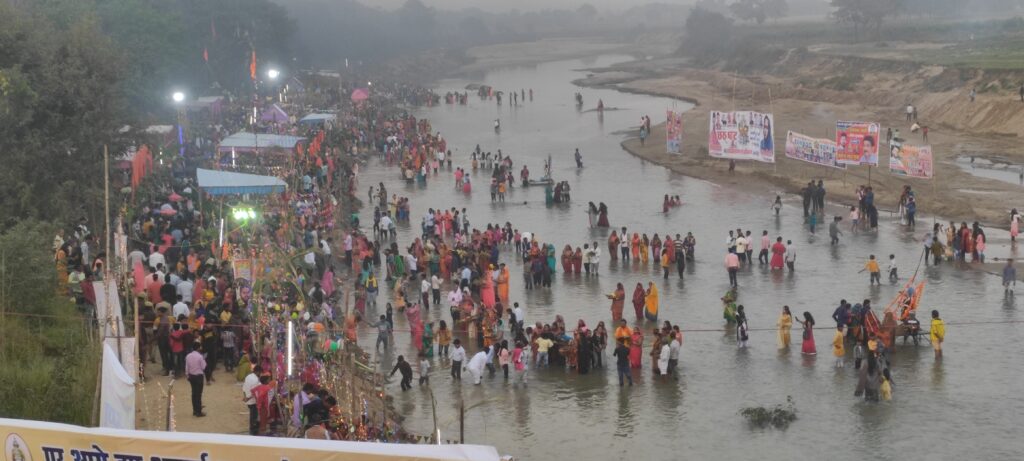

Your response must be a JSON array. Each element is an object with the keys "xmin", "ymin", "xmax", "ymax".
[{"xmin": 354, "ymin": 55, "xmax": 1022, "ymax": 459}]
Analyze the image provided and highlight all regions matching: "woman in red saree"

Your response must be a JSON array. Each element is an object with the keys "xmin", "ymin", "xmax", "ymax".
[
  {"xmin": 561, "ymin": 245, "xmax": 573, "ymax": 273},
  {"xmin": 631, "ymin": 283, "xmax": 646, "ymax": 321},
  {"xmin": 572, "ymin": 247, "xmax": 583, "ymax": 274},
  {"xmin": 770, "ymin": 237, "xmax": 786, "ymax": 270},
  {"xmin": 608, "ymin": 231, "xmax": 619, "ymax": 261},
  {"xmin": 629, "ymin": 327, "xmax": 643, "ymax": 368}
]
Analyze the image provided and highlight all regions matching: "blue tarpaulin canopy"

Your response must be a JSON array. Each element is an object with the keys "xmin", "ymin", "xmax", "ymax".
[
  {"xmin": 217, "ymin": 131, "xmax": 304, "ymax": 153},
  {"xmin": 196, "ymin": 168, "xmax": 287, "ymax": 196},
  {"xmin": 298, "ymin": 113, "xmax": 337, "ymax": 125}
]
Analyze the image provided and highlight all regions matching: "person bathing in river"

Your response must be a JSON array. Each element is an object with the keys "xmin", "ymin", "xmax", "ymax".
[{"xmin": 631, "ymin": 282, "xmax": 645, "ymax": 321}]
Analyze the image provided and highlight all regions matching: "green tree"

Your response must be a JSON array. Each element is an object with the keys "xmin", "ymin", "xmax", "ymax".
[
  {"xmin": 832, "ymin": 0, "xmax": 900, "ymax": 41},
  {"xmin": 681, "ymin": 7, "xmax": 736, "ymax": 61},
  {"xmin": 730, "ymin": 0, "xmax": 767, "ymax": 24}
]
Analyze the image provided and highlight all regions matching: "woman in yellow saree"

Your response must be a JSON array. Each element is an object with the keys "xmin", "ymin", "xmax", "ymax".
[
  {"xmin": 777, "ymin": 305, "xmax": 793, "ymax": 349},
  {"xmin": 644, "ymin": 281, "xmax": 659, "ymax": 321}
]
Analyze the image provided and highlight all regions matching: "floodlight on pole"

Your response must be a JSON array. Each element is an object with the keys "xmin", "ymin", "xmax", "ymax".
[
  {"xmin": 172, "ymin": 91, "xmax": 185, "ymax": 103},
  {"xmin": 267, "ymin": 68, "xmax": 280, "ymax": 80}
]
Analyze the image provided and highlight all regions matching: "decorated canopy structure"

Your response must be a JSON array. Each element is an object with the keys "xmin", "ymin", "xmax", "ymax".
[
  {"xmin": 260, "ymin": 103, "xmax": 289, "ymax": 124},
  {"xmin": 197, "ymin": 168, "xmax": 287, "ymax": 196},
  {"xmin": 217, "ymin": 131, "xmax": 304, "ymax": 153}
]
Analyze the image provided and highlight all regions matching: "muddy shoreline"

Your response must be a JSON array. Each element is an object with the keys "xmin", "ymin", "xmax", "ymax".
[{"xmin": 568, "ymin": 59, "xmax": 1022, "ymax": 233}]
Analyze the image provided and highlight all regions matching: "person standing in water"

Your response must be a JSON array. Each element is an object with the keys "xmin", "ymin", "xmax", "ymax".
[
  {"xmin": 930, "ymin": 310, "xmax": 945, "ymax": 360},
  {"xmin": 797, "ymin": 312, "xmax": 816, "ymax": 355},
  {"xmin": 829, "ymin": 216, "xmax": 843, "ymax": 245},
  {"xmin": 574, "ymin": 148, "xmax": 583, "ymax": 168},
  {"xmin": 777, "ymin": 305, "xmax": 793, "ymax": 349},
  {"xmin": 832, "ymin": 325, "xmax": 846, "ymax": 368},
  {"xmin": 614, "ymin": 339, "xmax": 633, "ymax": 386},
  {"xmin": 860, "ymin": 255, "xmax": 881, "ymax": 285}
]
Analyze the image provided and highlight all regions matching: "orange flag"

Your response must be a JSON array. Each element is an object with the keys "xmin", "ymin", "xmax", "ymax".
[
  {"xmin": 203, "ymin": 47, "xmax": 209, "ymax": 63},
  {"xmin": 249, "ymin": 50, "xmax": 257, "ymax": 80}
]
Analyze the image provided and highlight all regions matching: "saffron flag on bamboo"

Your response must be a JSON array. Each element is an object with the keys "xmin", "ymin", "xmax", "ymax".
[
  {"xmin": 250, "ymin": 50, "xmax": 257, "ymax": 80},
  {"xmin": 784, "ymin": 131, "xmax": 845, "ymax": 169},
  {"xmin": 203, "ymin": 47, "xmax": 209, "ymax": 63},
  {"xmin": 666, "ymin": 110, "xmax": 683, "ymax": 154},
  {"xmin": 708, "ymin": 110, "xmax": 775, "ymax": 163},
  {"xmin": 835, "ymin": 121, "xmax": 880, "ymax": 165},
  {"xmin": 888, "ymin": 141, "xmax": 933, "ymax": 178}
]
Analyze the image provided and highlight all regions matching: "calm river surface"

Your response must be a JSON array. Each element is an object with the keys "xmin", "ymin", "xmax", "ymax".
[{"xmin": 355, "ymin": 55, "xmax": 1022, "ymax": 460}]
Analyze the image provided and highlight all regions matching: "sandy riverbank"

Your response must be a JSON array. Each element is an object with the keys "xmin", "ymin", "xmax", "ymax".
[{"xmin": 574, "ymin": 58, "xmax": 1024, "ymax": 229}]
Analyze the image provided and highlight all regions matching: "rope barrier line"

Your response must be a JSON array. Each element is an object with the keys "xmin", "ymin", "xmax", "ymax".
[{"xmin": 3, "ymin": 310, "xmax": 1016, "ymax": 331}]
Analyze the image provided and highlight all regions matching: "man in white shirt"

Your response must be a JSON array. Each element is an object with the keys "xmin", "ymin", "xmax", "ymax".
[
  {"xmin": 447, "ymin": 288, "xmax": 463, "ymax": 324},
  {"xmin": 467, "ymin": 348, "xmax": 489, "ymax": 384},
  {"xmin": 304, "ymin": 251, "xmax": 316, "ymax": 275},
  {"xmin": 420, "ymin": 275, "xmax": 431, "ymax": 308},
  {"xmin": 406, "ymin": 253, "xmax": 418, "ymax": 277},
  {"xmin": 430, "ymin": 274, "xmax": 442, "ymax": 305},
  {"xmin": 343, "ymin": 233, "xmax": 353, "ymax": 266},
  {"xmin": 735, "ymin": 234, "xmax": 748, "ymax": 264},
  {"xmin": 449, "ymin": 340, "xmax": 466, "ymax": 380},
  {"xmin": 620, "ymin": 229, "xmax": 630, "ymax": 261},
  {"xmin": 512, "ymin": 302, "xmax": 525, "ymax": 333},
  {"xmin": 460, "ymin": 266, "xmax": 471, "ymax": 289},
  {"xmin": 176, "ymin": 275, "xmax": 194, "ymax": 304},
  {"xmin": 590, "ymin": 242, "xmax": 601, "ymax": 275},
  {"xmin": 148, "ymin": 251, "xmax": 165, "ymax": 270},
  {"xmin": 668, "ymin": 336, "xmax": 681, "ymax": 378},
  {"xmin": 379, "ymin": 214, "xmax": 394, "ymax": 239},
  {"xmin": 172, "ymin": 296, "xmax": 190, "ymax": 319},
  {"xmin": 241, "ymin": 365, "xmax": 262, "ymax": 435},
  {"xmin": 320, "ymin": 237, "xmax": 332, "ymax": 269},
  {"xmin": 785, "ymin": 240, "xmax": 796, "ymax": 271}
]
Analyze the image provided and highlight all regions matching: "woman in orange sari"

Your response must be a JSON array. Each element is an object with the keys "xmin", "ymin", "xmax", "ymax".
[
  {"xmin": 609, "ymin": 283, "xmax": 625, "ymax": 321},
  {"xmin": 55, "ymin": 246, "xmax": 68, "ymax": 296},
  {"xmin": 572, "ymin": 247, "xmax": 583, "ymax": 274},
  {"xmin": 480, "ymin": 266, "xmax": 496, "ymax": 309},
  {"xmin": 608, "ymin": 231, "xmax": 619, "ymax": 261},
  {"xmin": 631, "ymin": 233, "xmax": 641, "ymax": 260},
  {"xmin": 497, "ymin": 264, "xmax": 510, "ymax": 304}
]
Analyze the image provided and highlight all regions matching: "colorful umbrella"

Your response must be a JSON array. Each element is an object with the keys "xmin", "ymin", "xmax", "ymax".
[{"xmin": 350, "ymin": 88, "xmax": 369, "ymax": 102}]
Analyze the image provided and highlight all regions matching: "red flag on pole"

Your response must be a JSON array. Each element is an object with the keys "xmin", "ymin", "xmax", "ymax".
[
  {"xmin": 203, "ymin": 47, "xmax": 209, "ymax": 63},
  {"xmin": 249, "ymin": 50, "xmax": 257, "ymax": 80}
]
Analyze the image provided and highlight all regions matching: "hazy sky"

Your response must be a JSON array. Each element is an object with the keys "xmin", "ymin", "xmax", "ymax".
[{"xmin": 363, "ymin": 0, "xmax": 695, "ymax": 13}]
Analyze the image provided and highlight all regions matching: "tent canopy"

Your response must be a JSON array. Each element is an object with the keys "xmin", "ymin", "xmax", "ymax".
[
  {"xmin": 217, "ymin": 131, "xmax": 304, "ymax": 153},
  {"xmin": 197, "ymin": 168, "xmax": 287, "ymax": 196},
  {"xmin": 299, "ymin": 113, "xmax": 337, "ymax": 125},
  {"xmin": 261, "ymin": 104, "xmax": 289, "ymax": 123}
]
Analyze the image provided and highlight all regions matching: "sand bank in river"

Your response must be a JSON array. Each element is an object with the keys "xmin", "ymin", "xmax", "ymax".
[{"xmin": 572, "ymin": 61, "xmax": 1024, "ymax": 229}]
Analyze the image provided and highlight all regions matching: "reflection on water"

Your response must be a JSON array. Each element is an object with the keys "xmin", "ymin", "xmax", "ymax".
[{"xmin": 354, "ymin": 55, "xmax": 1021, "ymax": 459}]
